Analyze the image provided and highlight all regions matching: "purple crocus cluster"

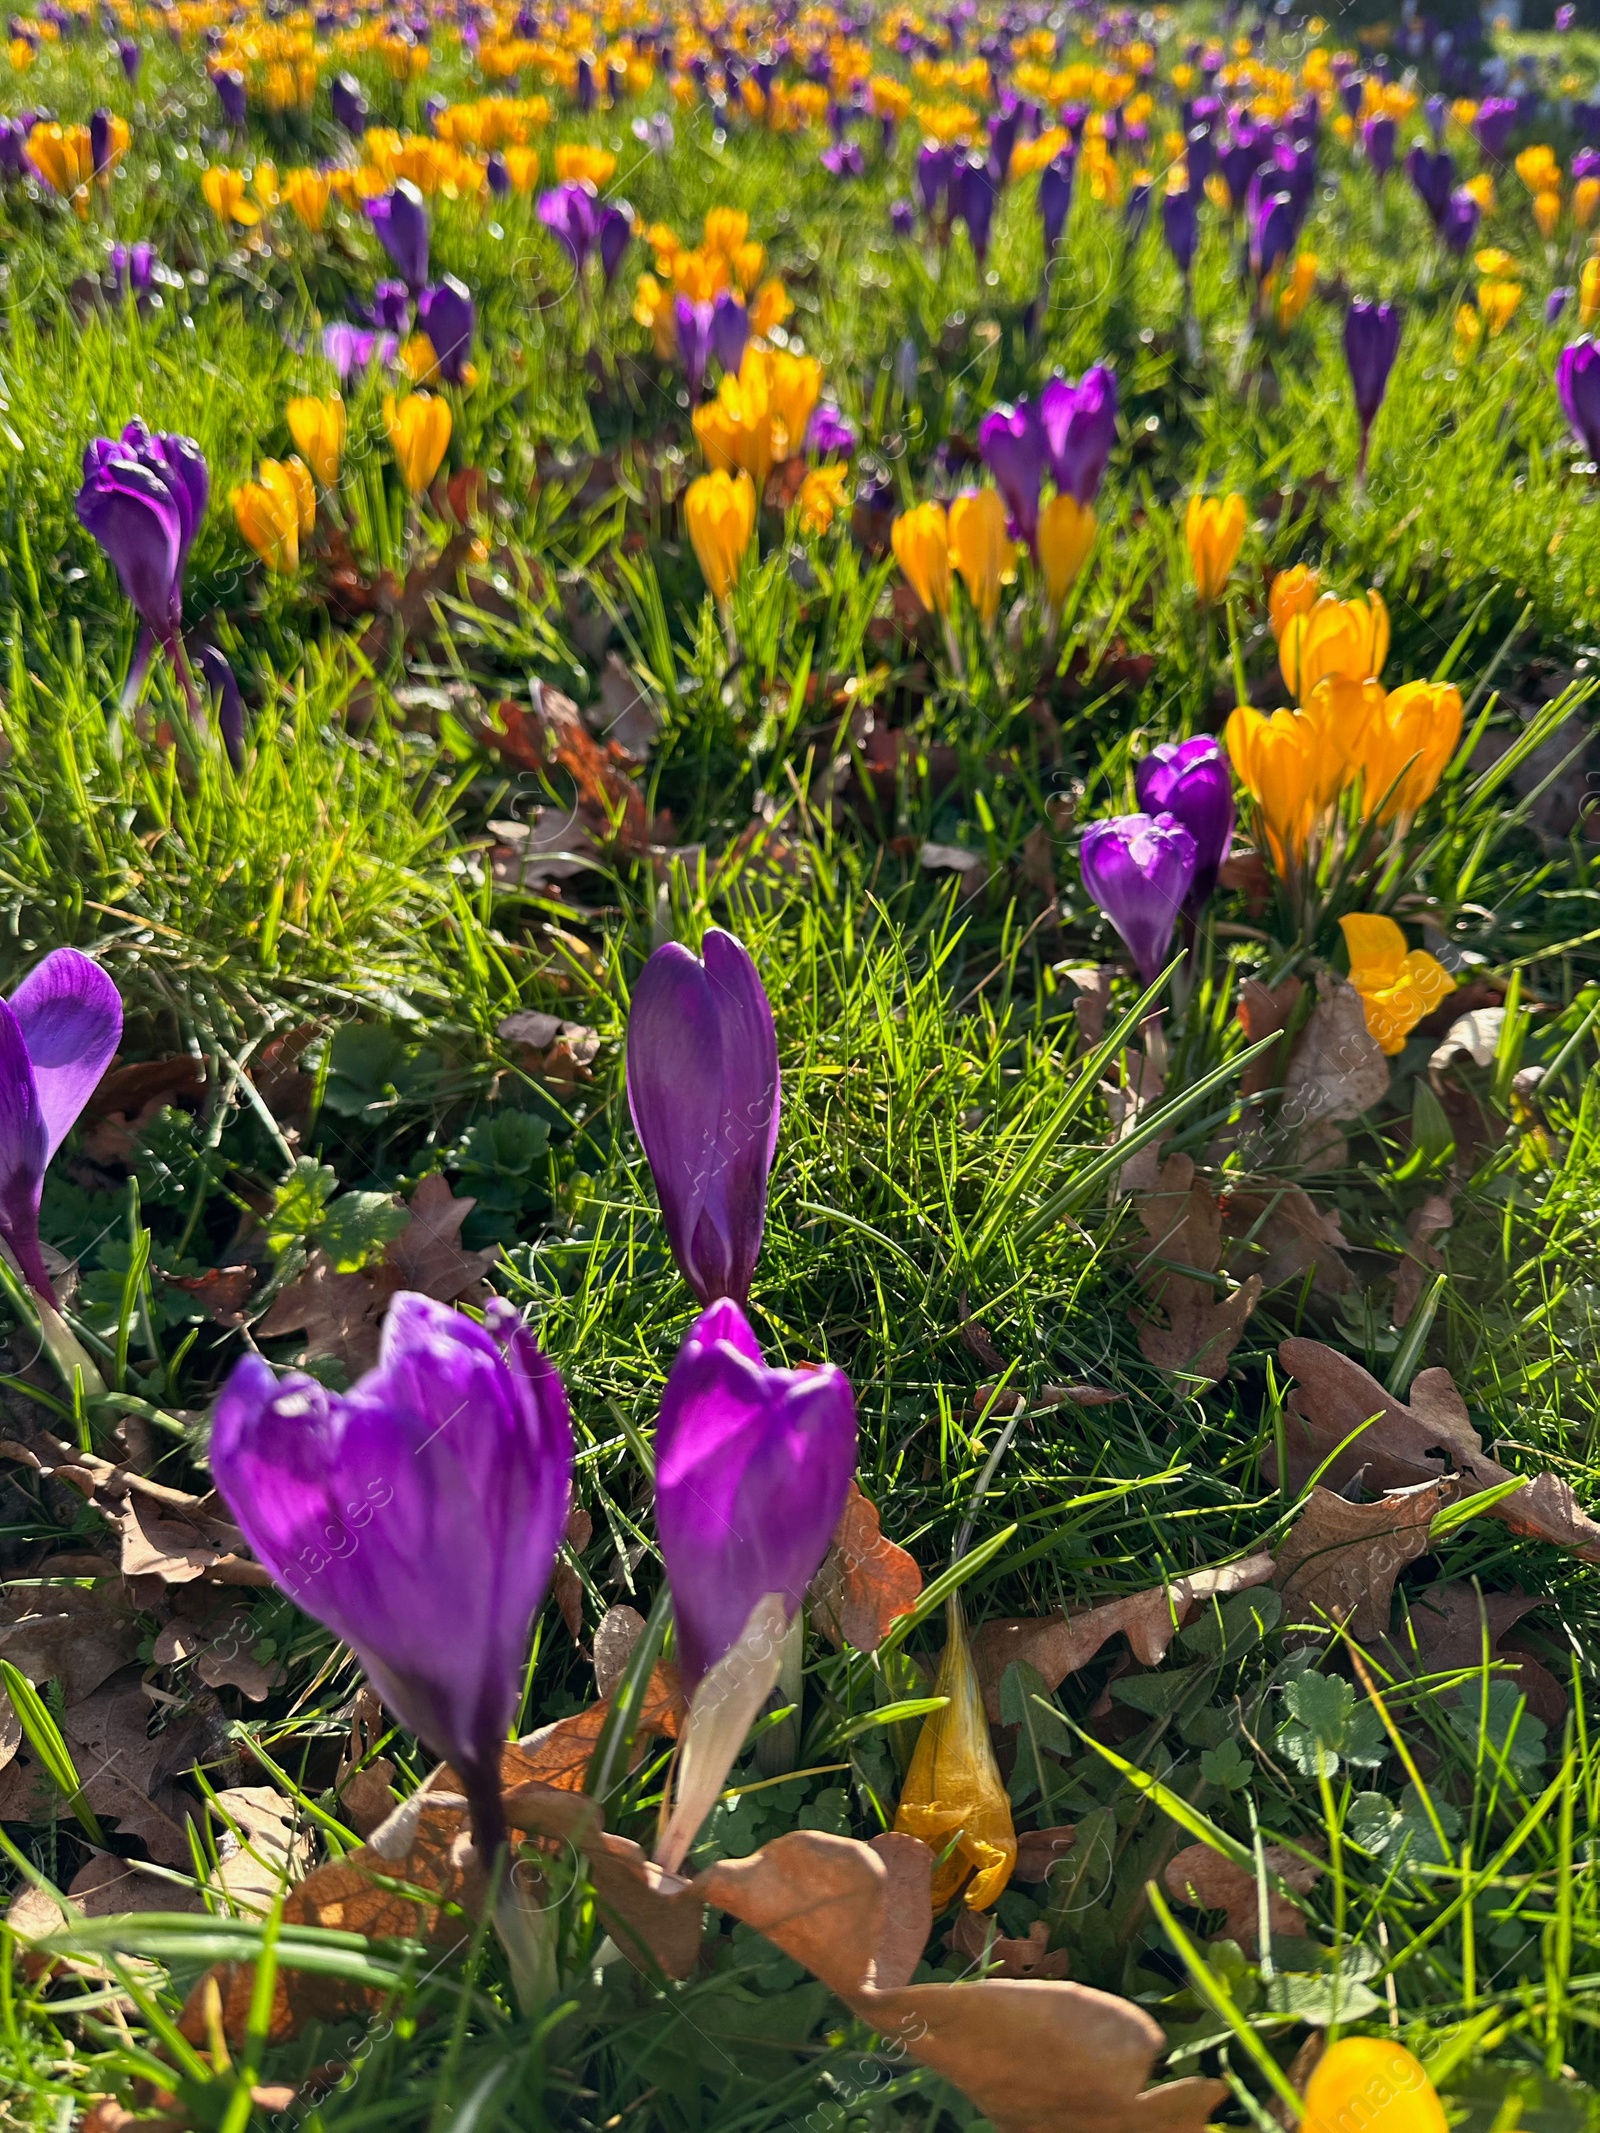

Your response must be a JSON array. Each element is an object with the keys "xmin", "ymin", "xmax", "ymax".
[
  {"xmin": 976, "ymin": 363, "xmax": 1117, "ymax": 550},
  {"xmin": 1079, "ymin": 739, "xmax": 1234, "ymax": 987},
  {"xmin": 537, "ymin": 181, "xmax": 633, "ymax": 284},
  {"xmin": 208, "ymin": 926, "xmax": 855, "ymax": 1871}
]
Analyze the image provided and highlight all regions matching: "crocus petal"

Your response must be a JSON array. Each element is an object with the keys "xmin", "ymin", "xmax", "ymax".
[
  {"xmin": 0, "ymin": 999, "xmax": 50, "ymax": 1296},
  {"xmin": 6, "ymin": 949, "xmax": 122, "ymax": 1161}
]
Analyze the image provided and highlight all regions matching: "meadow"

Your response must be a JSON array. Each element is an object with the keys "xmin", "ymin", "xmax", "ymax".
[{"xmin": 3, "ymin": 3, "xmax": 1600, "ymax": 2130}]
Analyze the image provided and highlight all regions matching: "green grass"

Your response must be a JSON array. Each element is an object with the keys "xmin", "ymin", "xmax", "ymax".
[{"xmin": 4, "ymin": 4, "xmax": 1600, "ymax": 2129}]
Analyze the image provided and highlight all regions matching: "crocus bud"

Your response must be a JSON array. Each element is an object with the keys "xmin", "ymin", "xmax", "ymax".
[
  {"xmin": 1344, "ymin": 299, "xmax": 1401, "ymax": 469},
  {"xmin": 210, "ymin": 66, "xmax": 246, "ymax": 126},
  {"xmin": 948, "ymin": 485, "xmax": 1009, "ymax": 626},
  {"xmin": 1037, "ymin": 147, "xmax": 1074, "ymax": 251},
  {"xmin": 0, "ymin": 950, "xmax": 122, "ymax": 1302},
  {"xmin": 416, "ymin": 276, "xmax": 474, "ymax": 384},
  {"xmin": 1162, "ymin": 181, "xmax": 1197, "ymax": 276},
  {"xmin": 709, "ymin": 288, "xmax": 749, "ymax": 378},
  {"xmin": 598, "ymin": 202, "xmax": 632, "ymax": 283},
  {"xmin": 191, "ymin": 640, "xmax": 245, "ymax": 767},
  {"xmin": 1405, "ymin": 143, "xmax": 1455, "ymax": 227},
  {"xmin": 683, "ymin": 468, "xmax": 756, "ymax": 602},
  {"xmin": 1474, "ymin": 97, "xmax": 1517, "ymax": 163},
  {"xmin": 1558, "ymin": 336, "xmax": 1600, "ymax": 460},
  {"xmin": 1439, "ymin": 186, "xmax": 1480, "ymax": 254},
  {"xmin": 626, "ymin": 927, "xmax": 778, "ymax": 1304},
  {"xmin": 894, "ymin": 1598, "xmax": 1016, "ymax": 1910},
  {"xmin": 674, "ymin": 297, "xmax": 714, "ymax": 398},
  {"xmin": 951, "ymin": 150, "xmax": 996, "ymax": 262},
  {"xmin": 1037, "ymin": 492, "xmax": 1095, "ymax": 608},
  {"xmin": 1134, "ymin": 739, "xmax": 1233, "ymax": 908},
  {"xmin": 331, "ymin": 70, "xmax": 368, "ymax": 133},
  {"xmin": 117, "ymin": 37, "xmax": 139, "ymax": 80},
  {"xmin": 76, "ymin": 423, "xmax": 207, "ymax": 696},
  {"xmin": 366, "ymin": 179, "xmax": 430, "ymax": 292},
  {"xmin": 210, "ymin": 1293, "xmax": 573, "ymax": 1856},
  {"xmin": 654, "ymin": 1298, "xmax": 854, "ymax": 1869},
  {"xmin": 1184, "ymin": 490, "xmax": 1245, "ymax": 601},
  {"xmin": 891, "ymin": 499, "xmax": 952, "ymax": 616},
  {"xmin": 1361, "ymin": 112, "xmax": 1396, "ymax": 178},
  {"xmin": 383, "ymin": 390, "xmax": 450, "ymax": 493},
  {"xmin": 976, "ymin": 399, "xmax": 1042, "ymax": 549},
  {"xmin": 889, "ymin": 196, "xmax": 915, "ymax": 236},
  {"xmin": 286, "ymin": 394, "xmax": 346, "ymax": 487},
  {"xmin": 485, "ymin": 150, "xmax": 511, "ymax": 197},
  {"xmin": 1038, "ymin": 363, "xmax": 1117, "ymax": 504},
  {"xmin": 1079, "ymin": 812, "xmax": 1198, "ymax": 987},
  {"xmin": 537, "ymin": 180, "xmax": 600, "ymax": 270}
]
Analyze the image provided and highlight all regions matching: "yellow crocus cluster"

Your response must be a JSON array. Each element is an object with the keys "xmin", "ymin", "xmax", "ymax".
[
  {"xmin": 432, "ymin": 95, "xmax": 550, "ymax": 148},
  {"xmin": 693, "ymin": 346, "xmax": 823, "ymax": 495},
  {"xmin": 27, "ymin": 117, "xmax": 123, "ymax": 212},
  {"xmin": 232, "ymin": 456, "xmax": 314, "ymax": 573},
  {"xmin": 634, "ymin": 209, "xmax": 789, "ymax": 363},
  {"xmin": 889, "ymin": 491, "xmax": 1027, "ymax": 628},
  {"xmin": 892, "ymin": 500, "xmax": 953, "ymax": 617},
  {"xmin": 1340, "ymin": 913, "xmax": 1456, "ymax": 1054},
  {"xmin": 1225, "ymin": 675, "xmax": 1463, "ymax": 872},
  {"xmin": 1581, "ymin": 256, "xmax": 1600, "ymax": 331},
  {"xmin": 1515, "ymin": 143, "xmax": 1561, "ymax": 238},
  {"xmin": 363, "ymin": 128, "xmax": 484, "ymax": 197},
  {"xmin": 1278, "ymin": 587, "xmax": 1389, "ymax": 701},
  {"xmin": 893, "ymin": 1600, "xmax": 1017, "ymax": 1912},
  {"xmin": 684, "ymin": 469, "xmax": 756, "ymax": 601}
]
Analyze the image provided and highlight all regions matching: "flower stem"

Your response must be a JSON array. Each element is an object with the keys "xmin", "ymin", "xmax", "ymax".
[{"xmin": 462, "ymin": 1749, "xmax": 508, "ymax": 1869}]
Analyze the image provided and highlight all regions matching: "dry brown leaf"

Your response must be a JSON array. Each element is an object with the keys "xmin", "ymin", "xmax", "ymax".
[
  {"xmin": 505, "ymin": 1784, "xmax": 706, "ymax": 1978},
  {"xmin": 1236, "ymin": 977, "xmax": 1303, "ymax": 1100},
  {"xmin": 485, "ymin": 686, "xmax": 653, "ymax": 854},
  {"xmin": 255, "ymin": 1253, "xmax": 386, "ymax": 1375},
  {"xmin": 553, "ymin": 1505, "xmax": 593, "ymax": 1644},
  {"xmin": 0, "ymin": 1675, "xmax": 201, "ymax": 1864},
  {"xmin": 1272, "ymin": 1482, "xmax": 1452, "ymax": 1639},
  {"xmin": 1130, "ymin": 1154, "xmax": 1261, "ymax": 1382},
  {"xmin": 0, "ymin": 1583, "xmax": 140, "ymax": 1702},
  {"xmin": 1104, "ymin": 1047, "xmax": 1166, "ymax": 1197},
  {"xmin": 491, "ymin": 1663, "xmax": 684, "ymax": 1795},
  {"xmin": 68, "ymin": 1853, "xmax": 204, "ymax": 1917},
  {"xmin": 1067, "ymin": 966, "xmax": 1112, "ymax": 1050},
  {"xmin": 249, "ymin": 1023, "xmax": 321, "ymax": 1121},
  {"xmin": 809, "ymin": 1481, "xmax": 922, "ymax": 1652},
  {"xmin": 972, "ymin": 1554, "xmax": 1278, "ymax": 1721},
  {"xmin": 209, "ymin": 1787, "xmax": 314, "ymax": 1914},
  {"xmin": 165, "ymin": 1266, "xmax": 256, "ymax": 1327},
  {"xmin": 590, "ymin": 652, "xmax": 661, "ymax": 760},
  {"xmin": 951, "ymin": 1912, "xmax": 1072, "ymax": 1978},
  {"xmin": 335, "ymin": 1686, "xmax": 398, "ymax": 1837},
  {"xmin": 593, "ymin": 1604, "xmax": 647, "ymax": 1697},
  {"xmin": 1392, "ymin": 1194, "xmax": 1453, "ymax": 1326},
  {"xmin": 78, "ymin": 1055, "xmax": 207, "ymax": 1164},
  {"xmin": 387, "ymin": 1174, "xmax": 500, "ymax": 1300},
  {"xmin": 1164, "ymin": 1843, "xmax": 1321, "ymax": 1952},
  {"xmin": 1276, "ymin": 1339, "xmax": 1600, "ymax": 1562},
  {"xmin": 1014, "ymin": 1826, "xmax": 1078, "ymax": 1883},
  {"xmin": 1279, "ymin": 976, "xmax": 1390, "ymax": 1164},
  {"xmin": 867, "ymin": 1830, "xmax": 933, "ymax": 1988},
  {"xmin": 1390, "ymin": 1583, "xmax": 1568, "ymax": 1728},
  {"xmin": 1223, "ymin": 1185, "xmax": 1352, "ymax": 1296}
]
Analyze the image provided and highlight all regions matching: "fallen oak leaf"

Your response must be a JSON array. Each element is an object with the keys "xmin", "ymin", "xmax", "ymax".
[
  {"xmin": 1392, "ymin": 1195, "xmax": 1453, "ymax": 1328},
  {"xmin": 950, "ymin": 1912, "xmax": 1073, "ymax": 1978},
  {"xmin": 1278, "ymin": 975, "xmax": 1390, "ymax": 1170},
  {"xmin": 1130, "ymin": 1155, "xmax": 1261, "ymax": 1383},
  {"xmin": 972, "ymin": 1554, "xmax": 1278, "ymax": 1722},
  {"xmin": 1387, "ymin": 1582, "xmax": 1568, "ymax": 1728},
  {"xmin": 1222, "ymin": 1184, "xmax": 1353, "ymax": 1297},
  {"xmin": 1271, "ymin": 1482, "xmax": 1453, "ymax": 1640},
  {"xmin": 1164, "ymin": 1843, "xmax": 1322, "ymax": 1953},
  {"xmin": 808, "ymin": 1481, "xmax": 922, "ymax": 1652},
  {"xmin": 1276, "ymin": 1339, "xmax": 1600, "ymax": 1562}
]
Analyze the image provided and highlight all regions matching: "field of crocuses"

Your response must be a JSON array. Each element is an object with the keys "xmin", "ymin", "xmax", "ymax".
[{"xmin": 9, "ymin": 0, "xmax": 1600, "ymax": 2128}]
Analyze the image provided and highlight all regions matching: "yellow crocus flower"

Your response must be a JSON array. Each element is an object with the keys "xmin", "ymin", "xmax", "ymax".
[
  {"xmin": 1533, "ymin": 190, "xmax": 1562, "ymax": 241},
  {"xmin": 1515, "ymin": 144, "xmax": 1560, "ymax": 194},
  {"xmin": 1575, "ymin": 177, "xmax": 1599, "ymax": 230},
  {"xmin": 684, "ymin": 468, "xmax": 756, "ymax": 600},
  {"xmin": 1301, "ymin": 2039, "xmax": 1449, "ymax": 2133},
  {"xmin": 766, "ymin": 350, "xmax": 823, "ymax": 463},
  {"xmin": 286, "ymin": 396, "xmax": 345, "ymax": 487},
  {"xmin": 202, "ymin": 165, "xmax": 261, "ymax": 227},
  {"xmin": 1269, "ymin": 564, "xmax": 1321, "ymax": 639},
  {"xmin": 1357, "ymin": 679, "xmax": 1463, "ymax": 824},
  {"xmin": 1463, "ymin": 171, "xmax": 1496, "ymax": 213},
  {"xmin": 892, "ymin": 500, "xmax": 952, "ymax": 618},
  {"xmin": 703, "ymin": 205, "xmax": 750, "ymax": 256},
  {"xmin": 1037, "ymin": 493, "xmax": 1096, "ymax": 609},
  {"xmin": 282, "ymin": 166, "xmax": 331, "ymax": 231},
  {"xmin": 796, "ymin": 462, "xmax": 850, "ymax": 536},
  {"xmin": 693, "ymin": 346, "xmax": 777, "ymax": 492},
  {"xmin": 1275, "ymin": 250, "xmax": 1318, "ymax": 331},
  {"xmin": 1185, "ymin": 492, "xmax": 1247, "ymax": 602},
  {"xmin": 893, "ymin": 1599, "xmax": 1017, "ymax": 1911},
  {"xmin": 1339, "ymin": 913, "xmax": 1456, "ymax": 1055},
  {"xmin": 1279, "ymin": 589, "xmax": 1389, "ymax": 701},
  {"xmin": 1477, "ymin": 280, "xmax": 1524, "ymax": 336},
  {"xmin": 383, "ymin": 391, "xmax": 451, "ymax": 493},
  {"xmin": 1225, "ymin": 683, "xmax": 1378, "ymax": 872},
  {"xmin": 231, "ymin": 456, "xmax": 314, "ymax": 572},
  {"xmin": 748, "ymin": 277, "xmax": 792, "ymax": 338},
  {"xmin": 553, "ymin": 143, "xmax": 615, "ymax": 186},
  {"xmin": 1580, "ymin": 255, "xmax": 1600, "ymax": 330},
  {"xmin": 27, "ymin": 121, "xmax": 93, "ymax": 209},
  {"xmin": 502, "ymin": 145, "xmax": 540, "ymax": 192},
  {"xmin": 948, "ymin": 487, "xmax": 1011, "ymax": 627}
]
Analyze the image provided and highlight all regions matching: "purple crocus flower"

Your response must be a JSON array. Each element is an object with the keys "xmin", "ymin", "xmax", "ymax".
[
  {"xmin": 951, "ymin": 152, "xmax": 997, "ymax": 263},
  {"xmin": 117, "ymin": 37, "xmax": 139, "ymax": 81},
  {"xmin": 89, "ymin": 106, "xmax": 113, "ymax": 175},
  {"xmin": 1250, "ymin": 189, "xmax": 1296, "ymax": 282},
  {"xmin": 1185, "ymin": 123, "xmax": 1214, "ymax": 191},
  {"xmin": 0, "ymin": 116, "xmax": 27, "ymax": 178},
  {"xmin": 675, "ymin": 297, "xmax": 714, "ymax": 398},
  {"xmin": 821, "ymin": 139, "xmax": 865, "ymax": 178},
  {"xmin": 1133, "ymin": 740, "xmax": 1233, "ymax": 908},
  {"xmin": 598, "ymin": 201, "xmax": 632, "ymax": 283},
  {"xmin": 1162, "ymin": 182, "xmax": 1197, "ymax": 276},
  {"xmin": 210, "ymin": 67, "xmax": 246, "ymax": 127},
  {"xmin": 1474, "ymin": 96, "xmax": 1517, "ymax": 163},
  {"xmin": 331, "ymin": 71, "xmax": 368, "ymax": 133},
  {"xmin": 0, "ymin": 950, "xmax": 122, "ymax": 1304},
  {"xmin": 807, "ymin": 401, "xmax": 856, "ymax": 456},
  {"xmin": 710, "ymin": 288, "xmax": 748, "ymax": 378},
  {"xmin": 1547, "ymin": 287, "xmax": 1574, "ymax": 327},
  {"xmin": 1405, "ymin": 142, "xmax": 1454, "ymax": 227},
  {"xmin": 323, "ymin": 321, "xmax": 399, "ymax": 376},
  {"xmin": 107, "ymin": 239, "xmax": 155, "ymax": 298},
  {"xmin": 889, "ymin": 195, "xmax": 916, "ymax": 237},
  {"xmin": 485, "ymin": 151, "xmax": 510, "ymax": 198},
  {"xmin": 1362, "ymin": 113, "xmax": 1397, "ymax": 178},
  {"xmin": 626, "ymin": 928, "xmax": 779, "ymax": 1309},
  {"xmin": 1344, "ymin": 299, "xmax": 1401, "ymax": 473},
  {"xmin": 1557, "ymin": 337, "xmax": 1600, "ymax": 460},
  {"xmin": 1217, "ymin": 122, "xmax": 1265, "ymax": 207},
  {"xmin": 1079, "ymin": 813, "xmax": 1197, "ymax": 988},
  {"xmin": 1440, "ymin": 186, "xmax": 1481, "ymax": 255},
  {"xmin": 191, "ymin": 640, "xmax": 245, "ymax": 768},
  {"xmin": 370, "ymin": 279, "xmax": 411, "ymax": 336},
  {"xmin": 417, "ymin": 276, "xmax": 473, "ymax": 383},
  {"xmin": 1425, "ymin": 94, "xmax": 1447, "ymax": 145},
  {"xmin": 209, "ymin": 1293, "xmax": 573, "ymax": 1859},
  {"xmin": 977, "ymin": 399, "xmax": 1043, "ymax": 548},
  {"xmin": 916, "ymin": 140, "xmax": 954, "ymax": 224},
  {"xmin": 1038, "ymin": 364, "xmax": 1117, "ymax": 503},
  {"xmin": 656, "ymin": 1298, "xmax": 855, "ymax": 1692},
  {"xmin": 76, "ymin": 422, "xmax": 207, "ymax": 701},
  {"xmin": 1038, "ymin": 148, "xmax": 1074, "ymax": 251},
  {"xmin": 365, "ymin": 180, "xmax": 429, "ymax": 292},
  {"xmin": 538, "ymin": 180, "xmax": 600, "ymax": 269}
]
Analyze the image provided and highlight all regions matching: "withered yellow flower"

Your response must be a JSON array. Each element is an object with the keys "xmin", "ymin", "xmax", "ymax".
[
  {"xmin": 684, "ymin": 469, "xmax": 756, "ymax": 601},
  {"xmin": 1185, "ymin": 491, "xmax": 1246, "ymax": 602},
  {"xmin": 891, "ymin": 500, "xmax": 952, "ymax": 618},
  {"xmin": 893, "ymin": 1599, "xmax": 1017, "ymax": 1911},
  {"xmin": 1339, "ymin": 913, "xmax": 1456, "ymax": 1055}
]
